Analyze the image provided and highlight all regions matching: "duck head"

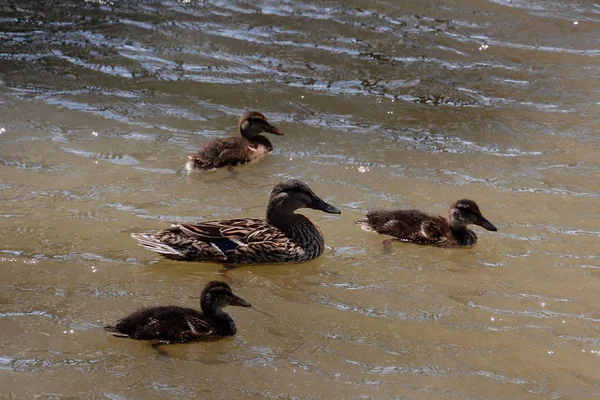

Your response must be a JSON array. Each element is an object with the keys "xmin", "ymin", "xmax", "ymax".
[
  {"xmin": 239, "ymin": 111, "xmax": 284, "ymax": 139},
  {"xmin": 267, "ymin": 179, "xmax": 341, "ymax": 223},
  {"xmin": 201, "ymin": 281, "xmax": 251, "ymax": 314},
  {"xmin": 449, "ymin": 199, "xmax": 497, "ymax": 231}
]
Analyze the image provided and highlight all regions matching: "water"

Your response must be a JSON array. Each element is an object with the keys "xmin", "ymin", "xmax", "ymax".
[{"xmin": 1, "ymin": 0, "xmax": 599, "ymax": 398}]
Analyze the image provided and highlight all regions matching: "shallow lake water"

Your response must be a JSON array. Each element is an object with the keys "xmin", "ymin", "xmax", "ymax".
[{"xmin": 1, "ymin": 0, "xmax": 599, "ymax": 398}]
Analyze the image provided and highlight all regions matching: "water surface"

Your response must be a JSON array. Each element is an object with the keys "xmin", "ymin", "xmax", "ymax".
[{"xmin": 1, "ymin": 0, "xmax": 599, "ymax": 398}]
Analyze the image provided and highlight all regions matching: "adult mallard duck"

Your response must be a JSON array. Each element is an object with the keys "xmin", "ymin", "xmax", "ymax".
[
  {"xmin": 186, "ymin": 111, "xmax": 284, "ymax": 171},
  {"xmin": 357, "ymin": 199, "xmax": 497, "ymax": 247},
  {"xmin": 104, "ymin": 281, "xmax": 251, "ymax": 342},
  {"xmin": 131, "ymin": 179, "xmax": 341, "ymax": 264}
]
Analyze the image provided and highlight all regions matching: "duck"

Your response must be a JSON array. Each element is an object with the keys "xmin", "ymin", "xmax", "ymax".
[
  {"xmin": 104, "ymin": 281, "xmax": 251, "ymax": 342},
  {"xmin": 131, "ymin": 179, "xmax": 341, "ymax": 264},
  {"xmin": 357, "ymin": 199, "xmax": 497, "ymax": 247},
  {"xmin": 186, "ymin": 111, "xmax": 284, "ymax": 171}
]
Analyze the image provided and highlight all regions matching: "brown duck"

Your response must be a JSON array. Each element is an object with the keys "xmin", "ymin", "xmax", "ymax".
[
  {"xmin": 105, "ymin": 281, "xmax": 251, "ymax": 342},
  {"xmin": 186, "ymin": 111, "xmax": 283, "ymax": 171},
  {"xmin": 131, "ymin": 179, "xmax": 341, "ymax": 264},
  {"xmin": 357, "ymin": 199, "xmax": 497, "ymax": 247}
]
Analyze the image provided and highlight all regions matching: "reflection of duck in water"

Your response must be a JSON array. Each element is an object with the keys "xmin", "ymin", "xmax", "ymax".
[
  {"xmin": 105, "ymin": 281, "xmax": 251, "ymax": 342},
  {"xmin": 357, "ymin": 199, "xmax": 497, "ymax": 247},
  {"xmin": 186, "ymin": 111, "xmax": 284, "ymax": 171},
  {"xmin": 131, "ymin": 179, "xmax": 341, "ymax": 264}
]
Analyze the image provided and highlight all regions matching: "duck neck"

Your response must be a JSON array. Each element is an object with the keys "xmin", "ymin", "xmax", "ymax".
[
  {"xmin": 266, "ymin": 195, "xmax": 299, "ymax": 232},
  {"xmin": 266, "ymin": 206, "xmax": 296, "ymax": 232},
  {"xmin": 449, "ymin": 224, "xmax": 477, "ymax": 246},
  {"xmin": 201, "ymin": 304, "xmax": 236, "ymax": 335},
  {"xmin": 240, "ymin": 123, "xmax": 265, "ymax": 140},
  {"xmin": 245, "ymin": 135, "xmax": 274, "ymax": 150}
]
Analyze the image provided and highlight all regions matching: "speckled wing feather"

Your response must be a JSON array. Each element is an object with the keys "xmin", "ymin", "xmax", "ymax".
[
  {"xmin": 189, "ymin": 136, "xmax": 273, "ymax": 170},
  {"xmin": 186, "ymin": 315, "xmax": 212, "ymax": 332},
  {"xmin": 179, "ymin": 315, "xmax": 216, "ymax": 341},
  {"xmin": 105, "ymin": 306, "xmax": 216, "ymax": 341},
  {"xmin": 132, "ymin": 218, "xmax": 297, "ymax": 263},
  {"xmin": 190, "ymin": 137, "xmax": 248, "ymax": 169},
  {"xmin": 361, "ymin": 210, "xmax": 452, "ymax": 245},
  {"xmin": 416, "ymin": 218, "xmax": 448, "ymax": 244},
  {"xmin": 224, "ymin": 215, "xmax": 324, "ymax": 264},
  {"xmin": 132, "ymin": 230, "xmax": 227, "ymax": 261},
  {"xmin": 177, "ymin": 218, "xmax": 288, "ymax": 244}
]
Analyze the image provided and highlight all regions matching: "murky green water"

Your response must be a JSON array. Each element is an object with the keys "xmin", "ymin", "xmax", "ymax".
[{"xmin": 1, "ymin": 0, "xmax": 599, "ymax": 398}]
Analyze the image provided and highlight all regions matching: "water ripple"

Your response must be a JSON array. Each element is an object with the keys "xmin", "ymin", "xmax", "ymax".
[{"xmin": 466, "ymin": 302, "xmax": 600, "ymax": 323}]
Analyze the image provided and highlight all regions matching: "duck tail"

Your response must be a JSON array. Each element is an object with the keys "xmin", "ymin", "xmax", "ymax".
[
  {"xmin": 131, "ymin": 232, "xmax": 228, "ymax": 263},
  {"xmin": 355, "ymin": 217, "xmax": 375, "ymax": 232},
  {"xmin": 185, "ymin": 155, "xmax": 208, "ymax": 172},
  {"xmin": 185, "ymin": 156, "xmax": 199, "ymax": 172},
  {"xmin": 104, "ymin": 325, "xmax": 131, "ymax": 338},
  {"xmin": 131, "ymin": 232, "xmax": 185, "ymax": 257}
]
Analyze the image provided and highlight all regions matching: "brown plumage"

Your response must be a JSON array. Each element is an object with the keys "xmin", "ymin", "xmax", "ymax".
[
  {"xmin": 131, "ymin": 179, "xmax": 341, "ymax": 264},
  {"xmin": 357, "ymin": 199, "xmax": 497, "ymax": 247},
  {"xmin": 186, "ymin": 111, "xmax": 284, "ymax": 171},
  {"xmin": 104, "ymin": 281, "xmax": 251, "ymax": 342}
]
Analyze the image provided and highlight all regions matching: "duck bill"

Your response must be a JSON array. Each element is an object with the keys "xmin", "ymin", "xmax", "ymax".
[
  {"xmin": 310, "ymin": 197, "xmax": 341, "ymax": 214},
  {"xmin": 265, "ymin": 124, "xmax": 284, "ymax": 136},
  {"xmin": 230, "ymin": 295, "xmax": 252, "ymax": 308},
  {"xmin": 476, "ymin": 216, "xmax": 497, "ymax": 232}
]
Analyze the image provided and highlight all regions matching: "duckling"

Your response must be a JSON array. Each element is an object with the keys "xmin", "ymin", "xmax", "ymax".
[
  {"xmin": 131, "ymin": 179, "xmax": 341, "ymax": 264},
  {"xmin": 357, "ymin": 199, "xmax": 497, "ymax": 247},
  {"xmin": 186, "ymin": 111, "xmax": 284, "ymax": 171},
  {"xmin": 105, "ymin": 281, "xmax": 251, "ymax": 342}
]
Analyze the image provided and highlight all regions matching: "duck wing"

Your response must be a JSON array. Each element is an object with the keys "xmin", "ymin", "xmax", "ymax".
[
  {"xmin": 177, "ymin": 314, "xmax": 217, "ymax": 341},
  {"xmin": 190, "ymin": 137, "xmax": 253, "ymax": 169},
  {"xmin": 362, "ymin": 210, "xmax": 451, "ymax": 244},
  {"xmin": 132, "ymin": 218, "xmax": 287, "ymax": 262},
  {"xmin": 180, "ymin": 218, "xmax": 316, "ymax": 264},
  {"xmin": 416, "ymin": 216, "xmax": 448, "ymax": 244},
  {"xmin": 177, "ymin": 218, "xmax": 287, "ymax": 245},
  {"xmin": 106, "ymin": 307, "xmax": 219, "ymax": 342}
]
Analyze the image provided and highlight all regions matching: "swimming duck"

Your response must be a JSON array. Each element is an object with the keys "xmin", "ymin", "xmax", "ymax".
[
  {"xmin": 186, "ymin": 111, "xmax": 284, "ymax": 171},
  {"xmin": 131, "ymin": 179, "xmax": 341, "ymax": 264},
  {"xmin": 105, "ymin": 281, "xmax": 251, "ymax": 342},
  {"xmin": 357, "ymin": 199, "xmax": 497, "ymax": 247}
]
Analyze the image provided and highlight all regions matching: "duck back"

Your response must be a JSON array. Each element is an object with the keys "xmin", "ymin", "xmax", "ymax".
[
  {"xmin": 107, "ymin": 306, "xmax": 208, "ymax": 341},
  {"xmin": 133, "ymin": 215, "xmax": 325, "ymax": 265},
  {"xmin": 360, "ymin": 209, "xmax": 451, "ymax": 244},
  {"xmin": 188, "ymin": 136, "xmax": 274, "ymax": 170}
]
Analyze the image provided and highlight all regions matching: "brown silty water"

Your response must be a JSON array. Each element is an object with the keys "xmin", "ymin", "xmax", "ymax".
[{"xmin": 1, "ymin": 0, "xmax": 599, "ymax": 398}]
